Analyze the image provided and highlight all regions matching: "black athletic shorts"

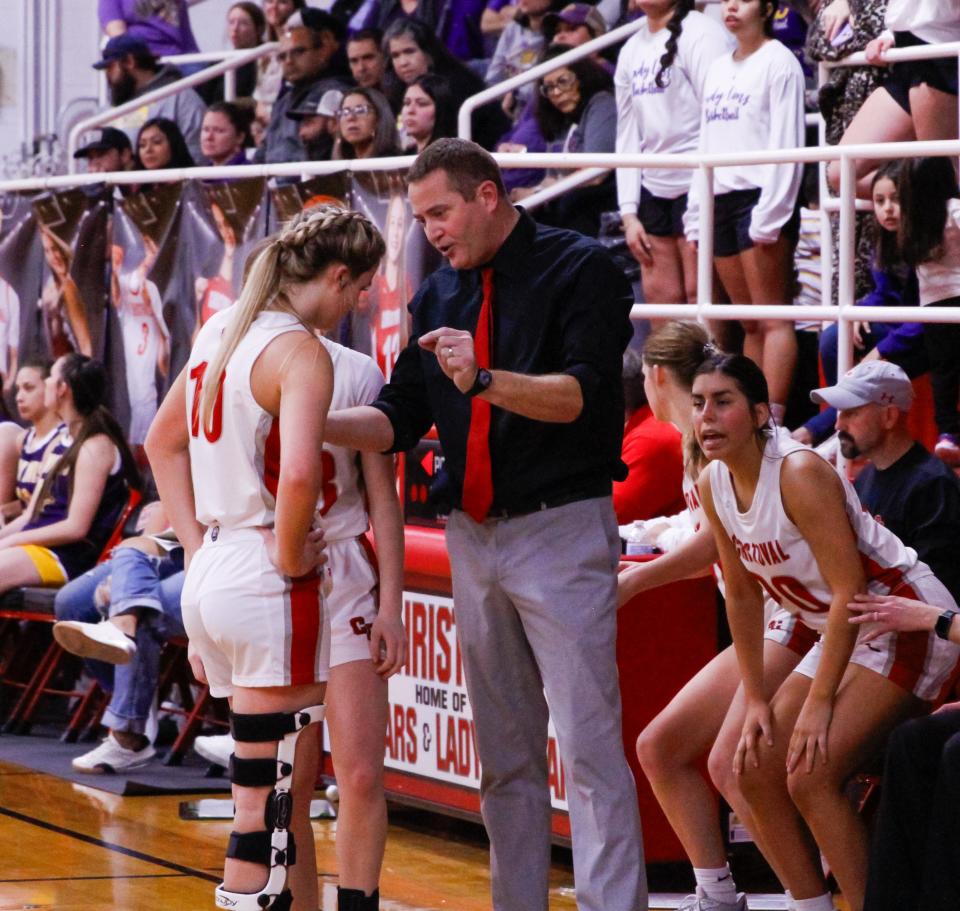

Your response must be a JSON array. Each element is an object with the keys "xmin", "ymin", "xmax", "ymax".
[
  {"xmin": 884, "ymin": 31, "xmax": 959, "ymax": 115},
  {"xmin": 638, "ymin": 186, "xmax": 687, "ymax": 238},
  {"xmin": 713, "ymin": 187, "xmax": 800, "ymax": 257}
]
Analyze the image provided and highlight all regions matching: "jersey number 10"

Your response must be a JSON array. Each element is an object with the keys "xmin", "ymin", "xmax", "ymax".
[{"xmin": 189, "ymin": 361, "xmax": 225, "ymax": 443}]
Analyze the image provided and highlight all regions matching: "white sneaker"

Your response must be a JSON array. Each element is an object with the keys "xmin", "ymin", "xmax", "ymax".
[
  {"xmin": 72, "ymin": 733, "xmax": 155, "ymax": 774},
  {"xmin": 54, "ymin": 619, "xmax": 137, "ymax": 665},
  {"xmin": 193, "ymin": 733, "xmax": 234, "ymax": 767},
  {"xmin": 677, "ymin": 888, "xmax": 748, "ymax": 911}
]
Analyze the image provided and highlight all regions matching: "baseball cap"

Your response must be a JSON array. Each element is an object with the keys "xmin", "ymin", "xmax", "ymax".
[
  {"xmin": 544, "ymin": 4, "xmax": 608, "ymax": 39},
  {"xmin": 810, "ymin": 360, "xmax": 914, "ymax": 412},
  {"xmin": 287, "ymin": 87, "xmax": 344, "ymax": 120},
  {"xmin": 93, "ymin": 34, "xmax": 154, "ymax": 69},
  {"xmin": 73, "ymin": 127, "xmax": 133, "ymax": 159}
]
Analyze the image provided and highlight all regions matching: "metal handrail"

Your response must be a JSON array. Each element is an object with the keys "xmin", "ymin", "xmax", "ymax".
[
  {"xmin": 457, "ymin": 17, "xmax": 646, "ymax": 141},
  {"xmin": 68, "ymin": 41, "xmax": 278, "ymax": 170}
]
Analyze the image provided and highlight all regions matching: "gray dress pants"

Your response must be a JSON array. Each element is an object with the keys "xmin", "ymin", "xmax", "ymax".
[{"xmin": 446, "ymin": 496, "xmax": 647, "ymax": 911}]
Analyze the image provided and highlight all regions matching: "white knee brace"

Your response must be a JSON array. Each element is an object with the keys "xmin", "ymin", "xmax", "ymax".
[{"xmin": 214, "ymin": 704, "xmax": 325, "ymax": 911}]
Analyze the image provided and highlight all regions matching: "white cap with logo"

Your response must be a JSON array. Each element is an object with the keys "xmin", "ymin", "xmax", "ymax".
[{"xmin": 810, "ymin": 360, "xmax": 914, "ymax": 412}]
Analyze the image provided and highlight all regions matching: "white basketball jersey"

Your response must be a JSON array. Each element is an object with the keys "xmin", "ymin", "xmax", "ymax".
[
  {"xmin": 317, "ymin": 336, "xmax": 385, "ymax": 542},
  {"xmin": 709, "ymin": 435, "xmax": 933, "ymax": 632},
  {"xmin": 187, "ymin": 308, "xmax": 311, "ymax": 529}
]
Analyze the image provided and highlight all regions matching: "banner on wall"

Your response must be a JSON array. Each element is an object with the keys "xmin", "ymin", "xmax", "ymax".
[
  {"xmin": 380, "ymin": 591, "xmax": 569, "ymax": 812},
  {"xmin": 0, "ymin": 193, "xmax": 44, "ymax": 409},
  {"xmin": 32, "ymin": 188, "xmax": 111, "ymax": 363}
]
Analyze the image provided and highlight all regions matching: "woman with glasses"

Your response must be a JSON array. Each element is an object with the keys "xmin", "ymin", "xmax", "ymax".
[
  {"xmin": 332, "ymin": 88, "xmax": 401, "ymax": 160},
  {"xmin": 513, "ymin": 46, "xmax": 616, "ymax": 236}
]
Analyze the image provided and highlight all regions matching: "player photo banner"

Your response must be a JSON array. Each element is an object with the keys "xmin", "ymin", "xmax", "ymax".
[
  {"xmin": 110, "ymin": 182, "xmax": 185, "ymax": 444},
  {"xmin": 32, "ymin": 187, "xmax": 112, "ymax": 363},
  {"xmin": 187, "ymin": 177, "xmax": 269, "ymax": 335},
  {"xmin": 0, "ymin": 193, "xmax": 44, "ymax": 413}
]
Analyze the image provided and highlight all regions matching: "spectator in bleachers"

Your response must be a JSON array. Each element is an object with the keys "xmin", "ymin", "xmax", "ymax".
[
  {"xmin": 254, "ymin": 11, "xmax": 351, "ymax": 164},
  {"xmin": 899, "ymin": 156, "xmax": 960, "ymax": 467},
  {"xmin": 437, "ymin": 0, "xmax": 489, "ymax": 63},
  {"xmin": 94, "ymin": 35, "xmax": 207, "ymax": 163},
  {"xmin": 615, "ymin": 0, "xmax": 733, "ymax": 315},
  {"xmin": 72, "ymin": 127, "xmax": 134, "ymax": 175},
  {"xmin": 377, "ymin": 0, "xmax": 441, "ymax": 35},
  {"xmin": 485, "ymin": 0, "xmax": 558, "ymax": 120},
  {"xmin": 401, "ymin": 75, "xmax": 458, "ymax": 152},
  {"xmin": 53, "ymin": 503, "xmax": 186, "ymax": 773},
  {"xmin": 515, "ymin": 47, "xmax": 616, "ymax": 235},
  {"xmin": 613, "ymin": 348, "xmax": 684, "ymax": 524},
  {"xmin": 5, "ymin": 360, "xmax": 62, "ymax": 524},
  {"xmin": 683, "ymin": 0, "xmax": 805, "ymax": 427},
  {"xmin": 795, "ymin": 161, "xmax": 925, "ymax": 447},
  {"xmin": 382, "ymin": 19, "xmax": 510, "ymax": 149},
  {"xmin": 543, "ymin": 3, "xmax": 608, "ymax": 58},
  {"xmin": 827, "ymin": 0, "xmax": 960, "ymax": 198},
  {"xmin": 481, "ymin": 0, "xmax": 517, "ymax": 50},
  {"xmin": 200, "ymin": 102, "xmax": 252, "ymax": 167},
  {"xmin": 253, "ymin": 0, "xmax": 306, "ymax": 121},
  {"xmin": 805, "ymin": 0, "xmax": 887, "ymax": 303},
  {"xmin": 347, "ymin": 28, "xmax": 387, "ymax": 91},
  {"xmin": 98, "ymin": 0, "xmax": 198, "ymax": 59},
  {"xmin": 133, "ymin": 117, "xmax": 195, "ymax": 177},
  {"xmin": 286, "ymin": 86, "xmax": 344, "ymax": 161},
  {"xmin": 197, "ymin": 2, "xmax": 267, "ymax": 105},
  {"xmin": 0, "ymin": 355, "xmax": 140, "ymax": 595},
  {"xmin": 332, "ymin": 88, "xmax": 401, "ymax": 160}
]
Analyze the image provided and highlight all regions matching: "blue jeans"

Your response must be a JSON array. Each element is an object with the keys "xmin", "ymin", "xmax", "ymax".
[{"xmin": 54, "ymin": 547, "xmax": 185, "ymax": 736}]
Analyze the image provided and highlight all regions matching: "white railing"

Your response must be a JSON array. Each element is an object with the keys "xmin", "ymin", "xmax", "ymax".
[{"xmin": 70, "ymin": 41, "xmax": 278, "ymax": 170}]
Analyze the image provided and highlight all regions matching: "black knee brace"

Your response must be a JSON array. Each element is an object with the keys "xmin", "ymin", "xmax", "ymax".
[{"xmin": 214, "ymin": 704, "xmax": 325, "ymax": 910}]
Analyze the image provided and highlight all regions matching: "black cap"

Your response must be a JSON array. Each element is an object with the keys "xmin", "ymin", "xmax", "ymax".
[
  {"xmin": 93, "ymin": 34, "xmax": 154, "ymax": 69},
  {"xmin": 73, "ymin": 127, "xmax": 133, "ymax": 159}
]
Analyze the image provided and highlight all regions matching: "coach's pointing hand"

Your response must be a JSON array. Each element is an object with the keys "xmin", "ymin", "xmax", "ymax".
[{"xmin": 419, "ymin": 327, "xmax": 479, "ymax": 394}]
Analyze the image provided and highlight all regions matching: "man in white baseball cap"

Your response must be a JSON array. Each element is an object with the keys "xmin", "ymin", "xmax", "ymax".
[{"xmin": 811, "ymin": 358, "xmax": 960, "ymax": 601}]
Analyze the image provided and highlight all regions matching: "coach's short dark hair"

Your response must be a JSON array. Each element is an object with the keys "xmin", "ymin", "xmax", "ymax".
[{"xmin": 407, "ymin": 138, "xmax": 506, "ymax": 201}]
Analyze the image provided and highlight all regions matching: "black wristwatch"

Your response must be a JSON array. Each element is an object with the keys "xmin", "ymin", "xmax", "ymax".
[
  {"xmin": 935, "ymin": 609, "xmax": 958, "ymax": 641},
  {"xmin": 466, "ymin": 367, "xmax": 493, "ymax": 397}
]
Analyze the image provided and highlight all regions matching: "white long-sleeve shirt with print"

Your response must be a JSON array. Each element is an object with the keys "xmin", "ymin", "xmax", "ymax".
[
  {"xmin": 615, "ymin": 11, "xmax": 734, "ymax": 212},
  {"xmin": 885, "ymin": 0, "xmax": 960, "ymax": 45},
  {"xmin": 684, "ymin": 39, "xmax": 805, "ymax": 246}
]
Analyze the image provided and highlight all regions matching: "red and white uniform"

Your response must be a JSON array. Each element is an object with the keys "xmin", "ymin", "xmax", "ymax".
[
  {"xmin": 709, "ymin": 435, "xmax": 960, "ymax": 701},
  {"xmin": 117, "ymin": 271, "xmax": 168, "ymax": 444},
  {"xmin": 317, "ymin": 336, "xmax": 387, "ymax": 667},
  {"xmin": 180, "ymin": 308, "xmax": 328, "ymax": 698},
  {"xmin": 370, "ymin": 272, "xmax": 407, "ymax": 383}
]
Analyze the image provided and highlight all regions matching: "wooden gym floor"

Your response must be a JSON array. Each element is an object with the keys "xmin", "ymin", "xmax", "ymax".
[{"xmin": 0, "ymin": 756, "xmax": 580, "ymax": 911}]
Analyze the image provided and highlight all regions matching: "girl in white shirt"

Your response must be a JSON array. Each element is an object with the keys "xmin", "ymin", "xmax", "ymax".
[
  {"xmin": 827, "ymin": 0, "xmax": 960, "ymax": 197},
  {"xmin": 614, "ymin": 0, "xmax": 733, "ymax": 313},
  {"xmin": 684, "ymin": 0, "xmax": 805, "ymax": 425},
  {"xmin": 898, "ymin": 156, "xmax": 960, "ymax": 466}
]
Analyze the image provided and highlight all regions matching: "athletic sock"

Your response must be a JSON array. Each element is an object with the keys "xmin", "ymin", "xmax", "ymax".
[
  {"xmin": 785, "ymin": 889, "xmax": 794, "ymax": 910},
  {"xmin": 693, "ymin": 865, "xmax": 738, "ymax": 905},
  {"xmin": 792, "ymin": 894, "xmax": 835, "ymax": 911}
]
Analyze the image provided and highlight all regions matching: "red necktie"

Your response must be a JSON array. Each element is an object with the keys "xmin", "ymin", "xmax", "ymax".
[{"xmin": 461, "ymin": 268, "xmax": 494, "ymax": 523}]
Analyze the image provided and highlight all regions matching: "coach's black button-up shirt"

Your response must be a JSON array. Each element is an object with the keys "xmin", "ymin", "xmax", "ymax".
[{"xmin": 372, "ymin": 209, "xmax": 634, "ymax": 514}]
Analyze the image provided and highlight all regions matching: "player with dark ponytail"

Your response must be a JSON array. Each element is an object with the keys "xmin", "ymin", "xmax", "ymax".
[{"xmin": 615, "ymin": 0, "xmax": 733, "ymax": 318}]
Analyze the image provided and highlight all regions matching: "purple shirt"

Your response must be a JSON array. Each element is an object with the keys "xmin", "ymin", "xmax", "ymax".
[{"xmin": 98, "ymin": 0, "xmax": 199, "ymax": 57}]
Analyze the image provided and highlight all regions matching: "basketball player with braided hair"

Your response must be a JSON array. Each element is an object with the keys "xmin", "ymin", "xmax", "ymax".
[
  {"xmin": 614, "ymin": 0, "xmax": 732, "ymax": 314},
  {"xmin": 146, "ymin": 205, "xmax": 385, "ymax": 911}
]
